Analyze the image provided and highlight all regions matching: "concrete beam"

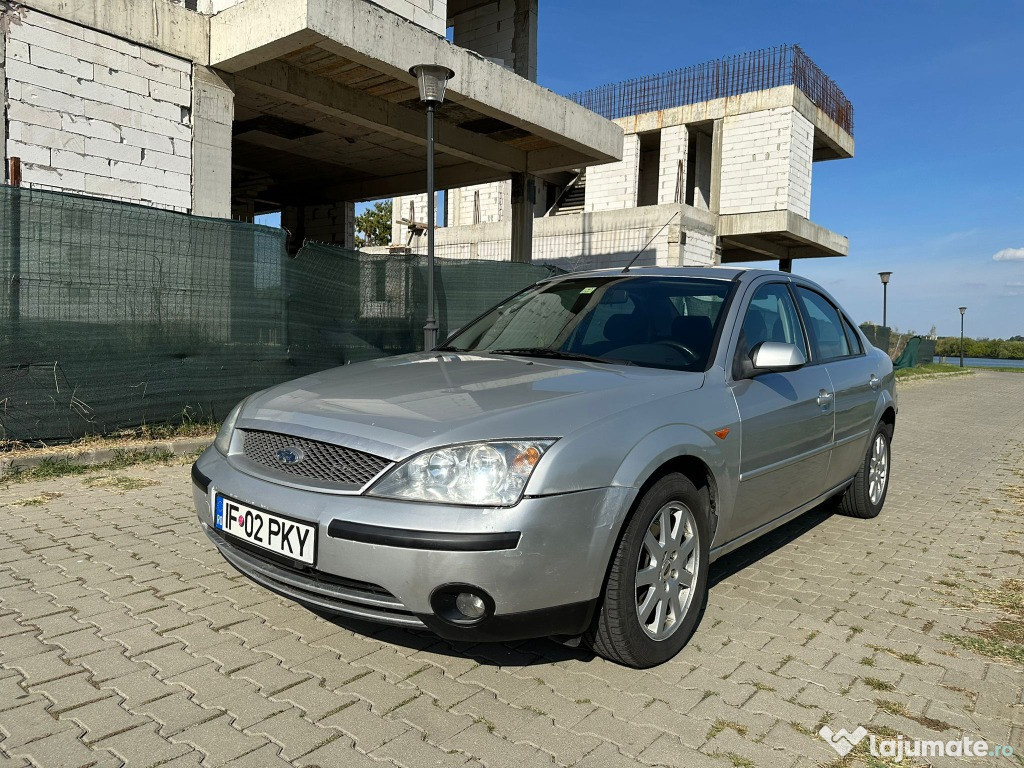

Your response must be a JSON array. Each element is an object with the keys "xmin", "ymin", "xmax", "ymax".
[
  {"xmin": 192, "ymin": 67, "xmax": 235, "ymax": 218},
  {"xmin": 13, "ymin": 0, "xmax": 209, "ymax": 64},
  {"xmin": 236, "ymin": 59, "xmax": 527, "ymax": 172},
  {"xmin": 721, "ymin": 235, "xmax": 789, "ymax": 260},
  {"xmin": 526, "ymin": 146, "xmax": 607, "ymax": 174},
  {"xmin": 278, "ymin": 160, "xmax": 509, "ymax": 203},
  {"xmin": 210, "ymin": 0, "xmax": 622, "ymax": 164},
  {"xmin": 717, "ymin": 211, "xmax": 849, "ymax": 261}
]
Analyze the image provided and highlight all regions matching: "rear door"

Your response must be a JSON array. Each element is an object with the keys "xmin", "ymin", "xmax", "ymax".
[
  {"xmin": 793, "ymin": 286, "xmax": 878, "ymax": 488},
  {"xmin": 727, "ymin": 281, "xmax": 835, "ymax": 540}
]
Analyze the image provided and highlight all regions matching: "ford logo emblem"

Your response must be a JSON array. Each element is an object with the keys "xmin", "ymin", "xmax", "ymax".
[{"xmin": 276, "ymin": 447, "xmax": 304, "ymax": 465}]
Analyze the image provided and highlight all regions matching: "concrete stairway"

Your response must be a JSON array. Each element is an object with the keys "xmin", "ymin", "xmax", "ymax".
[{"xmin": 547, "ymin": 170, "xmax": 586, "ymax": 216}]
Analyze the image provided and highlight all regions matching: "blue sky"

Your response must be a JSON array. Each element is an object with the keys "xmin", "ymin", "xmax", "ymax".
[
  {"xmin": 281, "ymin": 2, "xmax": 1024, "ymax": 338},
  {"xmin": 538, "ymin": 1, "xmax": 1024, "ymax": 338}
]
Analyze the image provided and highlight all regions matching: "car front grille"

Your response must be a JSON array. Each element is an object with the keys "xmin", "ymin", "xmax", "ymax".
[
  {"xmin": 241, "ymin": 429, "xmax": 391, "ymax": 487},
  {"xmin": 208, "ymin": 529, "xmax": 424, "ymax": 628}
]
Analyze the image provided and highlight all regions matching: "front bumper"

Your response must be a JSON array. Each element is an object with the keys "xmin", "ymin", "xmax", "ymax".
[{"xmin": 192, "ymin": 448, "xmax": 634, "ymax": 641}]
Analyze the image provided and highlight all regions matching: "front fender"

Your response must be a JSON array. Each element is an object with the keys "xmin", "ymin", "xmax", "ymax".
[{"xmin": 610, "ymin": 423, "xmax": 739, "ymax": 547}]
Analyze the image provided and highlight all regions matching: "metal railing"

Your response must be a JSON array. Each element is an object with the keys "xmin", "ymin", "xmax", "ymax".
[{"xmin": 567, "ymin": 45, "xmax": 853, "ymax": 136}]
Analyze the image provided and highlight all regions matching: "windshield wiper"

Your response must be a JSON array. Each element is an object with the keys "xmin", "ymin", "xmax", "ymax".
[{"xmin": 488, "ymin": 348, "xmax": 633, "ymax": 365}]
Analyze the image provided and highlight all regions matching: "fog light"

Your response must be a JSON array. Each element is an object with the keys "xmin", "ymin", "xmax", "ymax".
[{"xmin": 455, "ymin": 592, "xmax": 487, "ymax": 619}]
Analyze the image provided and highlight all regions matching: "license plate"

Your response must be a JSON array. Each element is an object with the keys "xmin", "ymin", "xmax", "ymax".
[{"xmin": 214, "ymin": 494, "xmax": 316, "ymax": 565}]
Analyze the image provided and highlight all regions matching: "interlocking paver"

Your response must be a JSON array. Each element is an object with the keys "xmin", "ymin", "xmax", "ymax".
[{"xmin": 1, "ymin": 371, "xmax": 1023, "ymax": 767}]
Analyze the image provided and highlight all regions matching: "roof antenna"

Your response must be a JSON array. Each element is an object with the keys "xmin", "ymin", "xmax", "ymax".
[{"xmin": 622, "ymin": 210, "xmax": 680, "ymax": 273}]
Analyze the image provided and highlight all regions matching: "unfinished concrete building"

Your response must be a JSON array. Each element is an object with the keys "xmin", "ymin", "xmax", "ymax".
[
  {"xmin": 392, "ymin": 45, "xmax": 854, "ymax": 271},
  {"xmin": 0, "ymin": 0, "xmax": 621, "ymax": 253}
]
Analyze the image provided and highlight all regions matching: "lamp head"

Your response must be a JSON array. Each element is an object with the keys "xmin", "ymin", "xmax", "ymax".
[
  {"xmin": 959, "ymin": 306, "xmax": 967, "ymax": 315},
  {"xmin": 410, "ymin": 64, "xmax": 455, "ymax": 104},
  {"xmin": 878, "ymin": 271, "xmax": 892, "ymax": 285}
]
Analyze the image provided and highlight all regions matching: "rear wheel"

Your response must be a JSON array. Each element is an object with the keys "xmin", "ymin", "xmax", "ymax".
[
  {"xmin": 838, "ymin": 422, "xmax": 893, "ymax": 519},
  {"xmin": 586, "ymin": 474, "xmax": 710, "ymax": 668}
]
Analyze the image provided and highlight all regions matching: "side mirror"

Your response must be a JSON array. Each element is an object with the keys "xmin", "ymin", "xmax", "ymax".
[{"xmin": 751, "ymin": 341, "xmax": 806, "ymax": 374}]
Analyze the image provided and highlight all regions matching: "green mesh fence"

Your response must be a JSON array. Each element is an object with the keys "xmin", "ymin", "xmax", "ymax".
[{"xmin": 1, "ymin": 186, "xmax": 555, "ymax": 444}]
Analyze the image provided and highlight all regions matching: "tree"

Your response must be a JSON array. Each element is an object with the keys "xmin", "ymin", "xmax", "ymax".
[{"xmin": 354, "ymin": 201, "xmax": 392, "ymax": 248}]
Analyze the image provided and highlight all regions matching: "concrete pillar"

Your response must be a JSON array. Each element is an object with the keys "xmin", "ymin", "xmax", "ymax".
[
  {"xmin": 191, "ymin": 66, "xmax": 234, "ymax": 218},
  {"xmin": 779, "ymin": 258, "xmax": 793, "ymax": 273},
  {"xmin": 512, "ymin": 0, "xmax": 538, "ymax": 82},
  {"xmin": 709, "ymin": 118, "xmax": 723, "ymax": 214},
  {"xmin": 510, "ymin": 173, "xmax": 535, "ymax": 263}
]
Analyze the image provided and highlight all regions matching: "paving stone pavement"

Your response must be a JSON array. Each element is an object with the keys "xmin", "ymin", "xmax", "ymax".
[{"xmin": 1, "ymin": 372, "xmax": 1022, "ymax": 768}]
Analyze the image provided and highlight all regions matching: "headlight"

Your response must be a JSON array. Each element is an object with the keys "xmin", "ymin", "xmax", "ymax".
[
  {"xmin": 214, "ymin": 398, "xmax": 248, "ymax": 455},
  {"xmin": 368, "ymin": 440, "xmax": 555, "ymax": 506}
]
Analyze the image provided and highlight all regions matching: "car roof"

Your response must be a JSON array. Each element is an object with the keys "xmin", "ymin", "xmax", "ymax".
[{"xmin": 543, "ymin": 266, "xmax": 786, "ymax": 283}]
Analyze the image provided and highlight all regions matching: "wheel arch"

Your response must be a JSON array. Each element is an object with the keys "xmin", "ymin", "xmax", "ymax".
[
  {"xmin": 609, "ymin": 425, "xmax": 734, "ymax": 558},
  {"xmin": 880, "ymin": 405, "xmax": 896, "ymax": 434}
]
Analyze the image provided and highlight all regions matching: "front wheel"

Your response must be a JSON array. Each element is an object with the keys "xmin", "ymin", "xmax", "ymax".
[
  {"xmin": 838, "ymin": 422, "xmax": 893, "ymax": 519},
  {"xmin": 586, "ymin": 474, "xmax": 710, "ymax": 668}
]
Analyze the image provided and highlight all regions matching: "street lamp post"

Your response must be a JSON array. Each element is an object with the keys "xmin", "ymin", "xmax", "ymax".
[
  {"xmin": 878, "ymin": 271, "xmax": 892, "ymax": 328},
  {"xmin": 410, "ymin": 64, "xmax": 455, "ymax": 351},
  {"xmin": 959, "ymin": 306, "xmax": 967, "ymax": 367}
]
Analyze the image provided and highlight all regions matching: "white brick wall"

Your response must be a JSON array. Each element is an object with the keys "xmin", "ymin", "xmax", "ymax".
[
  {"xmin": 5, "ymin": 10, "xmax": 193, "ymax": 211},
  {"xmin": 448, "ymin": 181, "xmax": 508, "ymax": 226},
  {"xmin": 392, "ymin": 193, "xmax": 430, "ymax": 244},
  {"xmin": 400, "ymin": 210, "xmax": 717, "ymax": 269},
  {"xmin": 368, "ymin": 0, "xmax": 448, "ymax": 35},
  {"xmin": 657, "ymin": 124, "xmax": 688, "ymax": 205},
  {"xmin": 788, "ymin": 110, "xmax": 813, "ymax": 218},
  {"xmin": 294, "ymin": 203, "xmax": 357, "ymax": 248},
  {"xmin": 585, "ymin": 133, "xmax": 639, "ymax": 212},
  {"xmin": 719, "ymin": 106, "xmax": 812, "ymax": 217}
]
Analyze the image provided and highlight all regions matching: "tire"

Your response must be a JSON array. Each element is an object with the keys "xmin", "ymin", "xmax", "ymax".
[
  {"xmin": 586, "ymin": 474, "xmax": 711, "ymax": 668},
  {"xmin": 838, "ymin": 422, "xmax": 893, "ymax": 519}
]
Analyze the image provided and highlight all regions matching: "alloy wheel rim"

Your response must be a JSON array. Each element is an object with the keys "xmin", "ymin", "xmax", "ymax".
[
  {"xmin": 868, "ymin": 433, "xmax": 889, "ymax": 505},
  {"xmin": 634, "ymin": 501, "xmax": 699, "ymax": 641}
]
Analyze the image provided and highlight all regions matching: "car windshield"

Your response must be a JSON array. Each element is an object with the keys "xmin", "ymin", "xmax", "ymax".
[{"xmin": 441, "ymin": 275, "xmax": 735, "ymax": 372}]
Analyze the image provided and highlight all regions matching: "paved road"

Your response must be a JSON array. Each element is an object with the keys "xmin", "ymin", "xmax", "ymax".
[{"xmin": 1, "ymin": 372, "xmax": 1022, "ymax": 768}]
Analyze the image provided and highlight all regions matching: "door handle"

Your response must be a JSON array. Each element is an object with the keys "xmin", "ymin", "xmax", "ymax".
[
  {"xmin": 869, "ymin": 374, "xmax": 881, "ymax": 391},
  {"xmin": 817, "ymin": 389, "xmax": 833, "ymax": 407}
]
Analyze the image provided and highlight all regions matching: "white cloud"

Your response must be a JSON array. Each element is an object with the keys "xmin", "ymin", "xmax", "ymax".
[{"xmin": 993, "ymin": 247, "xmax": 1024, "ymax": 261}]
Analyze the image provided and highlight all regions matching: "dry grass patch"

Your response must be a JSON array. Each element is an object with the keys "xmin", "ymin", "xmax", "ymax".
[
  {"xmin": 82, "ymin": 475, "xmax": 160, "ymax": 492},
  {"xmin": 8, "ymin": 491, "xmax": 63, "ymax": 508}
]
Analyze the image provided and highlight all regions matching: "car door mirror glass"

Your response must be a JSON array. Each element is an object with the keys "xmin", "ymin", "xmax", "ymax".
[{"xmin": 751, "ymin": 342, "xmax": 806, "ymax": 374}]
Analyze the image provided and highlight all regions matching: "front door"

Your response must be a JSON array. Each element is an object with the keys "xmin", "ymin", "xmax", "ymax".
[{"xmin": 727, "ymin": 282, "xmax": 835, "ymax": 540}]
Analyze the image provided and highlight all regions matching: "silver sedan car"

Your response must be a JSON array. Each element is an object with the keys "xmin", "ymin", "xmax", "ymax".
[{"xmin": 192, "ymin": 267, "xmax": 896, "ymax": 668}]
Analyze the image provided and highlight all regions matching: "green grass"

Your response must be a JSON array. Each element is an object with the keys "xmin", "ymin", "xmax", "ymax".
[
  {"xmin": 3, "ymin": 448, "xmax": 184, "ymax": 485},
  {"xmin": 894, "ymin": 363, "xmax": 973, "ymax": 380},
  {"xmin": 707, "ymin": 719, "xmax": 748, "ymax": 740},
  {"xmin": 863, "ymin": 677, "xmax": 895, "ymax": 692}
]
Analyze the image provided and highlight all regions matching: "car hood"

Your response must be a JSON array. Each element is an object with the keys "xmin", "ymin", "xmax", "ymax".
[{"xmin": 238, "ymin": 352, "xmax": 705, "ymax": 460}]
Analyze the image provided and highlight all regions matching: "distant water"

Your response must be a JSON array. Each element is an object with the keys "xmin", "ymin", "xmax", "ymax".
[{"xmin": 934, "ymin": 356, "xmax": 1024, "ymax": 369}]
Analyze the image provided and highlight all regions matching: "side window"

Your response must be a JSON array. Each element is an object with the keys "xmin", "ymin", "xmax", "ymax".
[
  {"xmin": 795, "ymin": 287, "xmax": 852, "ymax": 361},
  {"xmin": 735, "ymin": 283, "xmax": 807, "ymax": 370},
  {"xmin": 842, "ymin": 315, "xmax": 864, "ymax": 355}
]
